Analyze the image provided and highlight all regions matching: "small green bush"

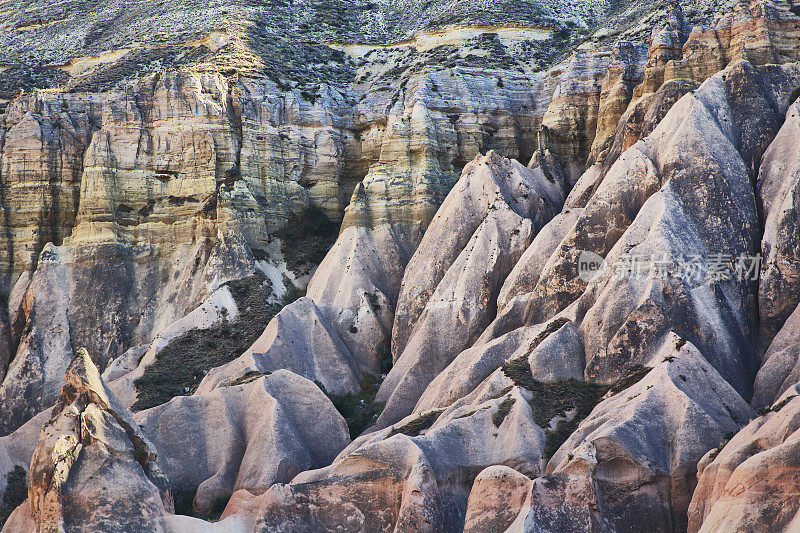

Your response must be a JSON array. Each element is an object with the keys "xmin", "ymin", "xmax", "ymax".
[
  {"xmin": 376, "ymin": 342, "xmax": 392, "ymax": 375},
  {"xmin": 758, "ymin": 394, "xmax": 798, "ymax": 416},
  {"xmin": 492, "ymin": 396, "xmax": 516, "ymax": 428},
  {"xmin": 281, "ymin": 278, "xmax": 306, "ymax": 306},
  {"xmin": 491, "ymin": 386, "xmax": 514, "ymax": 400},
  {"xmin": 318, "ymin": 374, "xmax": 385, "ymax": 440},
  {"xmin": 708, "ymin": 431, "xmax": 737, "ymax": 461},
  {"xmin": 226, "ymin": 370, "xmax": 271, "ymax": 387},
  {"xmin": 389, "ymin": 409, "xmax": 443, "ymax": 437},
  {"xmin": 0, "ymin": 466, "xmax": 27, "ymax": 527},
  {"xmin": 317, "ymin": 340, "xmax": 395, "ymax": 439},
  {"xmin": 607, "ymin": 365, "xmax": 652, "ymax": 395}
]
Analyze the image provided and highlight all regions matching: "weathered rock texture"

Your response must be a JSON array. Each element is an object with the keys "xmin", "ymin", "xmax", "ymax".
[
  {"xmin": 527, "ymin": 338, "xmax": 753, "ymax": 532},
  {"xmin": 27, "ymin": 348, "xmax": 173, "ymax": 532},
  {"xmin": 135, "ymin": 370, "xmax": 349, "ymax": 514},
  {"xmin": 376, "ymin": 151, "xmax": 566, "ymax": 426},
  {"xmin": 3, "ymin": 0, "xmax": 800, "ymax": 531},
  {"xmin": 757, "ymin": 98, "xmax": 800, "ymax": 342},
  {"xmin": 688, "ymin": 384, "xmax": 800, "ymax": 532},
  {"xmin": 223, "ymin": 383, "xmax": 544, "ymax": 531}
]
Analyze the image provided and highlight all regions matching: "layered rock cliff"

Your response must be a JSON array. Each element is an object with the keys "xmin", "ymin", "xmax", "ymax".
[{"xmin": 4, "ymin": 0, "xmax": 800, "ymax": 532}]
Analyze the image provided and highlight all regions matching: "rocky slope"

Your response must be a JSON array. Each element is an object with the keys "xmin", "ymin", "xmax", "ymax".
[{"xmin": 4, "ymin": 0, "xmax": 800, "ymax": 532}]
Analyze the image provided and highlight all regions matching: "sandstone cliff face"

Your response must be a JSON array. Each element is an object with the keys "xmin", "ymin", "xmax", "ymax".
[{"xmin": 3, "ymin": 0, "xmax": 800, "ymax": 531}]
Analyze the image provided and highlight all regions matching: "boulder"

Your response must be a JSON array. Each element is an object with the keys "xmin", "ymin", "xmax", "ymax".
[{"xmin": 462, "ymin": 465, "xmax": 533, "ymax": 533}]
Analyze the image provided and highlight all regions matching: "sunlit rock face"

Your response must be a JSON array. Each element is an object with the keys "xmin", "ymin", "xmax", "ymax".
[
  {"xmin": 27, "ymin": 349, "xmax": 173, "ymax": 533},
  {"xmin": 688, "ymin": 384, "xmax": 800, "ymax": 532}
]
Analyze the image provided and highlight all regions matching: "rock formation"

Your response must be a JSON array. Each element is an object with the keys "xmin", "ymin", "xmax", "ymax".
[
  {"xmin": 135, "ymin": 369, "xmax": 350, "ymax": 515},
  {"xmin": 3, "ymin": 0, "xmax": 800, "ymax": 531},
  {"xmin": 688, "ymin": 384, "xmax": 800, "ymax": 532},
  {"xmin": 27, "ymin": 348, "xmax": 173, "ymax": 532},
  {"xmin": 223, "ymin": 383, "xmax": 544, "ymax": 531},
  {"xmin": 376, "ymin": 151, "xmax": 566, "ymax": 426}
]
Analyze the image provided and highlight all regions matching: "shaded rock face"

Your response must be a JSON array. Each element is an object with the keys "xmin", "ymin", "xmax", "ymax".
[
  {"xmin": 0, "ymin": 410, "xmax": 48, "ymax": 506},
  {"xmin": 0, "ymin": 305, "xmax": 11, "ymax": 384},
  {"xmin": 28, "ymin": 348, "xmax": 173, "ymax": 533},
  {"xmin": 0, "ymin": 250, "xmax": 74, "ymax": 436},
  {"xmin": 753, "ymin": 301, "xmax": 800, "ymax": 408},
  {"xmin": 757, "ymin": 99, "xmax": 800, "ymax": 342}
]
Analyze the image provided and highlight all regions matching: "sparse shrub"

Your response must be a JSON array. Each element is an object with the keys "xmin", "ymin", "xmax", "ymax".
[
  {"xmin": 317, "ymin": 374, "xmax": 385, "ymax": 439},
  {"xmin": 708, "ymin": 431, "xmax": 737, "ymax": 461},
  {"xmin": 226, "ymin": 370, "xmax": 270, "ymax": 387},
  {"xmin": 525, "ymin": 317, "xmax": 570, "ymax": 357},
  {"xmin": 377, "ymin": 342, "xmax": 392, "ymax": 375},
  {"xmin": 365, "ymin": 291, "xmax": 381, "ymax": 311},
  {"xmin": 133, "ymin": 273, "xmax": 302, "ymax": 411},
  {"xmin": 492, "ymin": 396, "xmax": 516, "ymax": 428},
  {"xmin": 281, "ymin": 277, "xmax": 306, "ymax": 306},
  {"xmin": 758, "ymin": 394, "xmax": 798, "ymax": 416},
  {"xmin": 491, "ymin": 385, "xmax": 513, "ymax": 400},
  {"xmin": 0, "ymin": 466, "xmax": 27, "ymax": 527},
  {"xmin": 607, "ymin": 365, "xmax": 652, "ymax": 395},
  {"xmin": 389, "ymin": 409, "xmax": 443, "ymax": 437},
  {"xmin": 501, "ymin": 356, "xmax": 652, "ymax": 460}
]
